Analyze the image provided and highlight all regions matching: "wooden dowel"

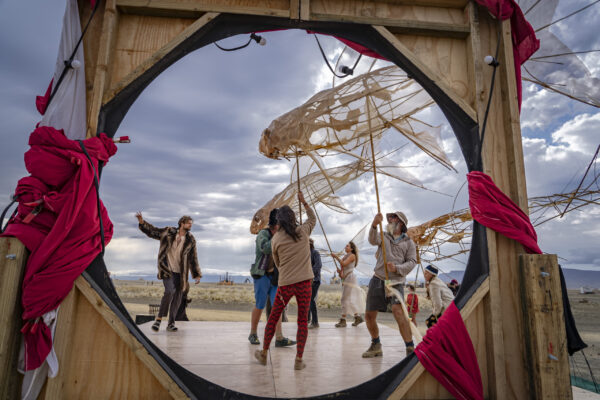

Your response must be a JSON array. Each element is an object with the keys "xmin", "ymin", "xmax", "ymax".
[
  {"xmin": 305, "ymin": 184, "xmax": 341, "ymax": 273},
  {"xmin": 366, "ymin": 97, "xmax": 389, "ymax": 280},
  {"xmin": 296, "ymin": 150, "xmax": 302, "ymax": 224}
]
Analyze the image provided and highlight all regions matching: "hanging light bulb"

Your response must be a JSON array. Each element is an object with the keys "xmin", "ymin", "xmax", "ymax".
[
  {"xmin": 338, "ymin": 65, "xmax": 354, "ymax": 76},
  {"xmin": 251, "ymin": 33, "xmax": 267, "ymax": 46}
]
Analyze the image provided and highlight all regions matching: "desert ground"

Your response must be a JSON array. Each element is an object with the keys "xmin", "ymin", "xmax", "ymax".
[{"xmin": 114, "ymin": 279, "xmax": 600, "ymax": 388}]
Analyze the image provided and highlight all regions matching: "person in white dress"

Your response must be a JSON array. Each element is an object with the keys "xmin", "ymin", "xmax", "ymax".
[{"xmin": 332, "ymin": 241, "xmax": 365, "ymax": 327}]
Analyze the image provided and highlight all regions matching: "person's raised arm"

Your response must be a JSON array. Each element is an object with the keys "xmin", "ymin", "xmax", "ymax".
[
  {"xmin": 368, "ymin": 213, "xmax": 383, "ymax": 246},
  {"xmin": 136, "ymin": 211, "xmax": 167, "ymax": 240}
]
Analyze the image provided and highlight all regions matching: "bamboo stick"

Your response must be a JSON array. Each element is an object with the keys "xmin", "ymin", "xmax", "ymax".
[
  {"xmin": 366, "ymin": 97, "xmax": 389, "ymax": 281},
  {"xmin": 296, "ymin": 149, "xmax": 302, "ymax": 224}
]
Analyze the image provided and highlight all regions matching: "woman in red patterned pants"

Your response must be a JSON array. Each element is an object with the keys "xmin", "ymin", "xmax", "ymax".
[{"xmin": 255, "ymin": 192, "xmax": 316, "ymax": 370}]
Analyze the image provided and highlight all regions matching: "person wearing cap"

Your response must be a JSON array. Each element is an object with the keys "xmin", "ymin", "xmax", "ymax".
[
  {"xmin": 424, "ymin": 265, "xmax": 454, "ymax": 328},
  {"xmin": 248, "ymin": 208, "xmax": 295, "ymax": 348},
  {"xmin": 448, "ymin": 278, "xmax": 460, "ymax": 296},
  {"xmin": 363, "ymin": 211, "xmax": 417, "ymax": 357}
]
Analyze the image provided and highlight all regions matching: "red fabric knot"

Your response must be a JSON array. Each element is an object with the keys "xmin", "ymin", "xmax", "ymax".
[
  {"xmin": 467, "ymin": 171, "xmax": 542, "ymax": 254},
  {"xmin": 415, "ymin": 302, "xmax": 484, "ymax": 400},
  {"xmin": 1, "ymin": 126, "xmax": 117, "ymax": 370}
]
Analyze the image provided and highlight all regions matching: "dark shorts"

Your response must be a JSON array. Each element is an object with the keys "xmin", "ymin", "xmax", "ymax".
[{"xmin": 366, "ymin": 276, "xmax": 405, "ymax": 312}]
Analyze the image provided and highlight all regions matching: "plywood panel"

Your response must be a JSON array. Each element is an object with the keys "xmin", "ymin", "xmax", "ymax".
[
  {"xmin": 393, "ymin": 33, "xmax": 472, "ymax": 105},
  {"xmin": 117, "ymin": 0, "xmax": 291, "ymax": 18},
  {"xmin": 109, "ymin": 14, "xmax": 195, "ymax": 89},
  {"xmin": 520, "ymin": 254, "xmax": 572, "ymax": 399},
  {"xmin": 0, "ymin": 238, "xmax": 27, "ymax": 400},
  {"xmin": 311, "ymin": 0, "xmax": 468, "ymax": 36},
  {"xmin": 47, "ymin": 286, "xmax": 172, "ymax": 399}
]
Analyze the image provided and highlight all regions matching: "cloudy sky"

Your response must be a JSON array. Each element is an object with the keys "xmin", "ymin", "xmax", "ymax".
[{"xmin": 1, "ymin": 1, "xmax": 598, "ymax": 281}]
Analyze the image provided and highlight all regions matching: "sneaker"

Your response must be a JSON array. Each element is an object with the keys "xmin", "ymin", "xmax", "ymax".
[
  {"xmin": 275, "ymin": 337, "xmax": 297, "ymax": 347},
  {"xmin": 151, "ymin": 320, "xmax": 161, "ymax": 332},
  {"xmin": 362, "ymin": 342, "xmax": 383, "ymax": 358},
  {"xmin": 254, "ymin": 350, "xmax": 267, "ymax": 366},
  {"xmin": 248, "ymin": 333, "xmax": 260, "ymax": 345},
  {"xmin": 166, "ymin": 324, "xmax": 178, "ymax": 332},
  {"xmin": 335, "ymin": 318, "xmax": 347, "ymax": 328},
  {"xmin": 294, "ymin": 357, "xmax": 306, "ymax": 370},
  {"xmin": 406, "ymin": 345, "xmax": 415, "ymax": 355},
  {"xmin": 352, "ymin": 315, "xmax": 364, "ymax": 326},
  {"xmin": 308, "ymin": 323, "xmax": 319, "ymax": 329}
]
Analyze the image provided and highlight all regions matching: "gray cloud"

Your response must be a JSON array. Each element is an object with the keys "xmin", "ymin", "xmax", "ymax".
[{"xmin": 1, "ymin": 1, "xmax": 599, "ymax": 279}]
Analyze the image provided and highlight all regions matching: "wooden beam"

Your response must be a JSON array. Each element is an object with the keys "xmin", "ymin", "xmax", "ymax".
[
  {"xmin": 519, "ymin": 254, "xmax": 572, "ymax": 399},
  {"xmin": 104, "ymin": 12, "xmax": 219, "ymax": 104},
  {"xmin": 43, "ymin": 285, "xmax": 79, "ymax": 398},
  {"xmin": 388, "ymin": 277, "xmax": 490, "ymax": 399},
  {"xmin": 300, "ymin": 0, "xmax": 310, "ymax": 20},
  {"xmin": 87, "ymin": 0, "xmax": 119, "ymax": 138},
  {"xmin": 116, "ymin": 0, "xmax": 290, "ymax": 19},
  {"xmin": 74, "ymin": 277, "xmax": 188, "ymax": 399},
  {"xmin": 465, "ymin": 4, "xmax": 507, "ymax": 398},
  {"xmin": 310, "ymin": 14, "xmax": 469, "ymax": 38},
  {"xmin": 0, "ymin": 238, "xmax": 27, "ymax": 400},
  {"xmin": 290, "ymin": 0, "xmax": 301, "ymax": 19},
  {"xmin": 373, "ymin": 25, "xmax": 477, "ymax": 122}
]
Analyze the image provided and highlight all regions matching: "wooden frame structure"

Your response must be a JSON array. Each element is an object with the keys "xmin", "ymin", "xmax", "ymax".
[{"xmin": 0, "ymin": 0, "xmax": 572, "ymax": 398}]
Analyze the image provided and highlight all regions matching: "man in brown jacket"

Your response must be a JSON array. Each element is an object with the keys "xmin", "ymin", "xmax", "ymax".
[{"xmin": 136, "ymin": 212, "xmax": 201, "ymax": 332}]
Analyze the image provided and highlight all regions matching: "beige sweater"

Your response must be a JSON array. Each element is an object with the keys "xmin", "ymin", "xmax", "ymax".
[
  {"xmin": 428, "ymin": 276, "xmax": 454, "ymax": 315},
  {"xmin": 271, "ymin": 206, "xmax": 316, "ymax": 287}
]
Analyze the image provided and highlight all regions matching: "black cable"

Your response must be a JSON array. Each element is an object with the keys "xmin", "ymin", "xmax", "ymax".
[
  {"xmin": 313, "ymin": 34, "xmax": 362, "ymax": 78},
  {"xmin": 77, "ymin": 141, "xmax": 105, "ymax": 254},
  {"xmin": 581, "ymin": 349, "xmax": 599, "ymax": 392},
  {"xmin": 214, "ymin": 36, "xmax": 253, "ymax": 51},
  {"xmin": 477, "ymin": 20, "xmax": 502, "ymax": 163},
  {"xmin": 0, "ymin": 195, "xmax": 19, "ymax": 233},
  {"xmin": 46, "ymin": 0, "xmax": 101, "ymax": 112}
]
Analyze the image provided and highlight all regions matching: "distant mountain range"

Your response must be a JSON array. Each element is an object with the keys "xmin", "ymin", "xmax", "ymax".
[{"xmin": 112, "ymin": 268, "xmax": 600, "ymax": 289}]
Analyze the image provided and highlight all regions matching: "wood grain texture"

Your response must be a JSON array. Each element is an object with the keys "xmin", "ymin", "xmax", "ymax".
[
  {"xmin": 311, "ymin": 0, "xmax": 469, "ymax": 37},
  {"xmin": 105, "ymin": 12, "xmax": 218, "ymax": 103},
  {"xmin": 0, "ymin": 238, "xmax": 27, "ymax": 400},
  {"xmin": 374, "ymin": 26, "xmax": 476, "ymax": 121},
  {"xmin": 117, "ymin": 0, "xmax": 290, "ymax": 18},
  {"xmin": 519, "ymin": 254, "xmax": 572, "ymax": 400}
]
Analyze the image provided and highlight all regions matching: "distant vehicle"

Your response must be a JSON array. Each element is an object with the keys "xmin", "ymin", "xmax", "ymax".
[
  {"xmin": 219, "ymin": 272, "xmax": 234, "ymax": 286},
  {"xmin": 580, "ymin": 286, "xmax": 595, "ymax": 294}
]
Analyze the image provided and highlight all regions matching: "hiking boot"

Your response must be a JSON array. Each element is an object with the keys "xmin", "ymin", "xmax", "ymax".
[
  {"xmin": 406, "ymin": 345, "xmax": 415, "ymax": 355},
  {"xmin": 275, "ymin": 337, "xmax": 297, "ymax": 347},
  {"xmin": 166, "ymin": 324, "xmax": 178, "ymax": 332},
  {"xmin": 254, "ymin": 350, "xmax": 267, "ymax": 366},
  {"xmin": 352, "ymin": 315, "xmax": 364, "ymax": 326},
  {"xmin": 335, "ymin": 318, "xmax": 347, "ymax": 328},
  {"xmin": 294, "ymin": 357, "xmax": 306, "ymax": 370},
  {"xmin": 362, "ymin": 342, "xmax": 383, "ymax": 358},
  {"xmin": 248, "ymin": 333, "xmax": 260, "ymax": 345},
  {"xmin": 151, "ymin": 320, "xmax": 161, "ymax": 332},
  {"xmin": 308, "ymin": 323, "xmax": 319, "ymax": 329}
]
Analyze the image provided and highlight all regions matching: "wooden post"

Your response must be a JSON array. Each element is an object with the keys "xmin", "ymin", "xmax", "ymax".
[
  {"xmin": 0, "ymin": 238, "xmax": 28, "ymax": 400},
  {"xmin": 519, "ymin": 254, "xmax": 572, "ymax": 400}
]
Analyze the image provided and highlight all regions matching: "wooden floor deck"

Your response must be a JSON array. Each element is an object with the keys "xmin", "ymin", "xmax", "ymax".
[{"xmin": 140, "ymin": 321, "xmax": 407, "ymax": 398}]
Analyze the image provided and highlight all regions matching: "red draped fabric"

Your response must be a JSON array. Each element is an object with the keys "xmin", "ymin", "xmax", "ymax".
[
  {"xmin": 415, "ymin": 302, "xmax": 483, "ymax": 400},
  {"xmin": 467, "ymin": 171, "xmax": 542, "ymax": 254},
  {"xmin": 35, "ymin": 79, "xmax": 53, "ymax": 115},
  {"xmin": 1, "ymin": 126, "xmax": 116, "ymax": 370},
  {"xmin": 474, "ymin": 0, "xmax": 540, "ymax": 108}
]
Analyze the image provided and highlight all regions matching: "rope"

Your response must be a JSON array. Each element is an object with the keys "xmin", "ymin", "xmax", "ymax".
[
  {"xmin": 296, "ymin": 150, "xmax": 302, "ymax": 224},
  {"xmin": 313, "ymin": 34, "xmax": 362, "ymax": 79},
  {"xmin": 46, "ymin": 0, "xmax": 101, "ymax": 111},
  {"xmin": 581, "ymin": 349, "xmax": 599, "ymax": 392},
  {"xmin": 77, "ymin": 141, "xmax": 105, "ymax": 254}
]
